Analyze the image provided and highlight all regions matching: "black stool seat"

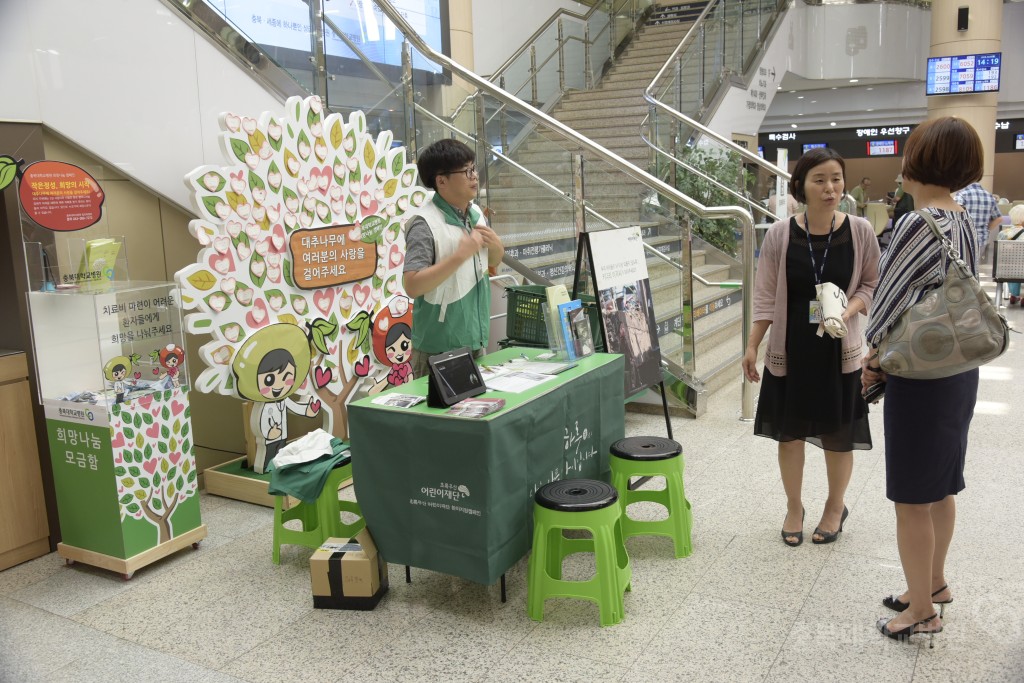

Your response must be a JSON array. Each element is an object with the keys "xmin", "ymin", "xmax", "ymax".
[
  {"xmin": 535, "ymin": 479, "xmax": 618, "ymax": 512},
  {"xmin": 610, "ymin": 436, "xmax": 682, "ymax": 461}
]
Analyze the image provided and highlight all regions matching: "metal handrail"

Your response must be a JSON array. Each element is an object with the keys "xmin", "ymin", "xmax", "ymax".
[
  {"xmin": 641, "ymin": 0, "xmax": 792, "ymax": 419},
  {"xmin": 449, "ymin": 0, "xmax": 640, "ymax": 121}
]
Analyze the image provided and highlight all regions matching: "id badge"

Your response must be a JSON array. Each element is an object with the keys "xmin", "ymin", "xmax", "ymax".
[{"xmin": 809, "ymin": 300, "xmax": 822, "ymax": 324}]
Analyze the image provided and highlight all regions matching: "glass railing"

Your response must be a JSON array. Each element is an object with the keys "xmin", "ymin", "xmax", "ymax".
[
  {"xmin": 164, "ymin": 0, "xmax": 757, "ymax": 414},
  {"xmin": 639, "ymin": 0, "xmax": 791, "ymax": 416}
]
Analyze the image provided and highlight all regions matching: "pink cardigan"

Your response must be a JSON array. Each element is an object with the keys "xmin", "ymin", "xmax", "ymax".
[{"xmin": 753, "ymin": 215, "xmax": 880, "ymax": 377}]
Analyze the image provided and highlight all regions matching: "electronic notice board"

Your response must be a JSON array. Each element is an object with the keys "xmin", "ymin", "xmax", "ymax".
[{"xmin": 926, "ymin": 52, "xmax": 1001, "ymax": 95}]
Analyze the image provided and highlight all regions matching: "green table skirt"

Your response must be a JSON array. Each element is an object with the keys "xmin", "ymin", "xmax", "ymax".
[{"xmin": 349, "ymin": 349, "xmax": 625, "ymax": 584}]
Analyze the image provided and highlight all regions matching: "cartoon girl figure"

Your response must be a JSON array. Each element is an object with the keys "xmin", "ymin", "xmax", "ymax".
[
  {"xmin": 158, "ymin": 344, "xmax": 185, "ymax": 388},
  {"xmin": 103, "ymin": 354, "xmax": 139, "ymax": 404},
  {"xmin": 368, "ymin": 296, "xmax": 414, "ymax": 395},
  {"xmin": 232, "ymin": 324, "xmax": 320, "ymax": 473}
]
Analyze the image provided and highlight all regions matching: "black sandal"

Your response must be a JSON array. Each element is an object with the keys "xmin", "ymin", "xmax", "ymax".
[
  {"xmin": 877, "ymin": 612, "xmax": 942, "ymax": 648},
  {"xmin": 883, "ymin": 585, "xmax": 953, "ymax": 615},
  {"xmin": 812, "ymin": 505, "xmax": 848, "ymax": 544},
  {"xmin": 781, "ymin": 507, "xmax": 805, "ymax": 547}
]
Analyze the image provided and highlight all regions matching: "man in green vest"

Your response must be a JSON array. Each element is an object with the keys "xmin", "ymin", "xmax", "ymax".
[{"xmin": 403, "ymin": 139, "xmax": 504, "ymax": 379}]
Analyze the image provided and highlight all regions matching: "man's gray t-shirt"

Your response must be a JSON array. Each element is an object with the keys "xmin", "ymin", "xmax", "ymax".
[
  {"xmin": 403, "ymin": 215, "xmax": 435, "ymax": 273},
  {"xmin": 404, "ymin": 202, "xmax": 473, "ymax": 273}
]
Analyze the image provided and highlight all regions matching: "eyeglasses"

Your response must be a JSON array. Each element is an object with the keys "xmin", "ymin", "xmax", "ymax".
[{"xmin": 445, "ymin": 165, "xmax": 477, "ymax": 179}]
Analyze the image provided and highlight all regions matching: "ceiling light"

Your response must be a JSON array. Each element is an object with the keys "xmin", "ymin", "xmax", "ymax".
[
  {"xmin": 790, "ymin": 124, "xmax": 798, "ymax": 129},
  {"xmin": 866, "ymin": 87, "xmax": 874, "ymax": 91},
  {"xmin": 830, "ymin": 122, "xmax": 836, "ymax": 127},
  {"xmin": 810, "ymin": 100, "xmax": 817, "ymax": 104},
  {"xmin": 797, "ymin": 96, "xmax": 804, "ymax": 99},
  {"xmin": 849, "ymin": 79, "xmax": 859, "ymax": 83},
  {"xmin": 866, "ymin": 108, "xmax": 874, "ymax": 112},
  {"xmin": 831, "ymin": 87, "xmax": 838, "ymax": 90}
]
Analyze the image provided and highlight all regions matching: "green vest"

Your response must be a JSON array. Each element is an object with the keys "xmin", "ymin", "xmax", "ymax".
[{"xmin": 409, "ymin": 194, "xmax": 490, "ymax": 353}]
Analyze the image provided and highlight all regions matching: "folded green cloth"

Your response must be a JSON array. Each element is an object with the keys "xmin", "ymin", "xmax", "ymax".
[{"xmin": 267, "ymin": 438, "xmax": 351, "ymax": 503}]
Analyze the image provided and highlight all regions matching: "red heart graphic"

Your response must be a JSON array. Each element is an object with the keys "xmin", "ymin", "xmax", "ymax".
[
  {"xmin": 309, "ymin": 399, "xmax": 321, "ymax": 414},
  {"xmin": 152, "ymin": 369, "xmax": 159, "ymax": 375},
  {"xmin": 245, "ymin": 299, "xmax": 269, "ymax": 328},
  {"xmin": 136, "ymin": 372, "xmax": 143, "ymax": 379},
  {"xmin": 353, "ymin": 283, "xmax": 371, "ymax": 308},
  {"xmin": 388, "ymin": 243, "xmax": 404, "ymax": 268},
  {"xmin": 111, "ymin": 433, "xmax": 126, "ymax": 449},
  {"xmin": 354, "ymin": 356, "xmax": 371, "ymax": 377},
  {"xmin": 143, "ymin": 459, "xmax": 158, "ymax": 475},
  {"xmin": 169, "ymin": 452, "xmax": 182, "ymax": 465},
  {"xmin": 146, "ymin": 423, "xmax": 160, "ymax": 439},
  {"xmin": 313, "ymin": 288, "xmax": 335, "ymax": 315},
  {"xmin": 314, "ymin": 366, "xmax": 333, "ymax": 388},
  {"xmin": 151, "ymin": 408, "xmax": 161, "ymax": 418},
  {"xmin": 136, "ymin": 395, "xmax": 153, "ymax": 410},
  {"xmin": 171, "ymin": 400, "xmax": 185, "ymax": 416}
]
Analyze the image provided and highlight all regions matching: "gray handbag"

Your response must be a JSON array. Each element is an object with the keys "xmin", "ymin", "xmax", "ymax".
[{"xmin": 878, "ymin": 210, "xmax": 1009, "ymax": 379}]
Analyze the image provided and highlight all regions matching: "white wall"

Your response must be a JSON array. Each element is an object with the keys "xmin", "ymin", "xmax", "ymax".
[
  {"xmin": 471, "ymin": 0, "xmax": 592, "ymax": 76},
  {"xmin": 0, "ymin": 0, "xmax": 283, "ymax": 211}
]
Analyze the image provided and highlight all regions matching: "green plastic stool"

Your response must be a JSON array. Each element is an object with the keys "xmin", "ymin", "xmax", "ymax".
[
  {"xmin": 610, "ymin": 436, "xmax": 692, "ymax": 558},
  {"xmin": 527, "ymin": 479, "xmax": 632, "ymax": 626},
  {"xmin": 272, "ymin": 463, "xmax": 365, "ymax": 564}
]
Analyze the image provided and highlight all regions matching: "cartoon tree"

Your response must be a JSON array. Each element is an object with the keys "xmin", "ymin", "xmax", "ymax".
[
  {"xmin": 176, "ymin": 95, "xmax": 425, "ymax": 440},
  {"xmin": 110, "ymin": 391, "xmax": 198, "ymax": 544}
]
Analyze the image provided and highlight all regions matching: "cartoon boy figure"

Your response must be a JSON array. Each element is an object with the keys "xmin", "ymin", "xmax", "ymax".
[
  {"xmin": 368, "ymin": 296, "xmax": 414, "ymax": 395},
  {"xmin": 103, "ymin": 355, "xmax": 138, "ymax": 404},
  {"xmin": 232, "ymin": 324, "xmax": 320, "ymax": 473}
]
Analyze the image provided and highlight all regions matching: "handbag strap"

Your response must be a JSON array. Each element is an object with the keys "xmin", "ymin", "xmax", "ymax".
[{"xmin": 912, "ymin": 210, "xmax": 972, "ymax": 278}]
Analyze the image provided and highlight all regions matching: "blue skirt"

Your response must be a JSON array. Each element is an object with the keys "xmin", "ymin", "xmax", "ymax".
[{"xmin": 883, "ymin": 369, "xmax": 978, "ymax": 504}]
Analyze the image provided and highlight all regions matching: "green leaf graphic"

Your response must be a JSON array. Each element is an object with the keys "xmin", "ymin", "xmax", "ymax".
[
  {"xmin": 0, "ymin": 156, "xmax": 19, "ymax": 191},
  {"xmin": 360, "ymin": 215, "xmax": 387, "ymax": 243},
  {"xmin": 230, "ymin": 138, "xmax": 251, "ymax": 163}
]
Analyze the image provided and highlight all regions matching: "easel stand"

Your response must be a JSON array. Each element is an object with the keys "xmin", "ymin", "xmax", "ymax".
[{"xmin": 573, "ymin": 228, "xmax": 673, "ymax": 439}]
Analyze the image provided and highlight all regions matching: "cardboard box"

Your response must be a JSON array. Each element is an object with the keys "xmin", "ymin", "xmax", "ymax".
[{"xmin": 310, "ymin": 529, "xmax": 389, "ymax": 610}]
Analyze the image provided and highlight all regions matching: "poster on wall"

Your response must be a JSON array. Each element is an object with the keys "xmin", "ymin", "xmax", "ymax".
[
  {"xmin": 0, "ymin": 158, "xmax": 105, "ymax": 231},
  {"xmin": 579, "ymin": 227, "xmax": 662, "ymax": 396},
  {"xmin": 174, "ymin": 95, "xmax": 425, "ymax": 473}
]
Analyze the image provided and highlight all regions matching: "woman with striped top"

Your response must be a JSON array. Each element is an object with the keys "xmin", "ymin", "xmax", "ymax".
[{"xmin": 863, "ymin": 117, "xmax": 983, "ymax": 644}]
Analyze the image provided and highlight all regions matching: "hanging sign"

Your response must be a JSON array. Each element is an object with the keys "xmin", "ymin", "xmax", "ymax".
[
  {"xmin": 289, "ymin": 223, "xmax": 378, "ymax": 289},
  {"xmin": 18, "ymin": 161, "xmax": 105, "ymax": 231}
]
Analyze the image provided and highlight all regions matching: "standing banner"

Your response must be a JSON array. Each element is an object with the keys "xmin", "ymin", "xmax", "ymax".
[{"xmin": 574, "ymin": 226, "xmax": 663, "ymax": 397}]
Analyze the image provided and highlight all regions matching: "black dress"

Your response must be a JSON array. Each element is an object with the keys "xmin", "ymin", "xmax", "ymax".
[{"xmin": 754, "ymin": 217, "xmax": 872, "ymax": 452}]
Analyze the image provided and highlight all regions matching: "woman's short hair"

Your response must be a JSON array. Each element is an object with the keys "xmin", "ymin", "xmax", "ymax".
[
  {"xmin": 901, "ymin": 117, "xmax": 983, "ymax": 192},
  {"xmin": 789, "ymin": 148, "xmax": 846, "ymax": 203},
  {"xmin": 415, "ymin": 139, "xmax": 476, "ymax": 190},
  {"xmin": 1009, "ymin": 204, "xmax": 1024, "ymax": 228}
]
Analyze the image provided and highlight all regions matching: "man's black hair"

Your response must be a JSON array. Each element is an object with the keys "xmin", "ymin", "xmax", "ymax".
[{"xmin": 416, "ymin": 139, "xmax": 475, "ymax": 190}]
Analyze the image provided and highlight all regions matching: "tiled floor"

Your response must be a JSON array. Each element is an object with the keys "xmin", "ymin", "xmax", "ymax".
[{"xmin": 3, "ymin": 284, "xmax": 1023, "ymax": 682}]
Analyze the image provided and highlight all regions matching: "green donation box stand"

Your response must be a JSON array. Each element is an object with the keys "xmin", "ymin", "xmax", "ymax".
[{"xmin": 29, "ymin": 282, "xmax": 207, "ymax": 578}]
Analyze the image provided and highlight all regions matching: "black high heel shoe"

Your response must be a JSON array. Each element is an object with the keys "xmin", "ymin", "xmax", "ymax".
[
  {"xmin": 812, "ymin": 505, "xmax": 848, "ymax": 544},
  {"xmin": 781, "ymin": 508, "xmax": 805, "ymax": 547},
  {"xmin": 877, "ymin": 613, "xmax": 942, "ymax": 648},
  {"xmin": 883, "ymin": 585, "xmax": 954, "ymax": 617}
]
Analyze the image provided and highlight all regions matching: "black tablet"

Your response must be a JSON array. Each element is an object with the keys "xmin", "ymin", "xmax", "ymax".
[{"xmin": 426, "ymin": 347, "xmax": 487, "ymax": 407}]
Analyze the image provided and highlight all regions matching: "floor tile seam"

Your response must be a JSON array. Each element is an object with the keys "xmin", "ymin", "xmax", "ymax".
[{"xmin": 762, "ymin": 581, "xmax": 841, "ymax": 682}]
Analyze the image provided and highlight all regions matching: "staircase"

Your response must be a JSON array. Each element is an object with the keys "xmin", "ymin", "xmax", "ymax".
[{"xmin": 487, "ymin": 3, "xmax": 745, "ymax": 394}]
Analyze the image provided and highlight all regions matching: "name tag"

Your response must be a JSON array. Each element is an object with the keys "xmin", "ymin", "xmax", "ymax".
[{"xmin": 809, "ymin": 300, "xmax": 822, "ymax": 324}]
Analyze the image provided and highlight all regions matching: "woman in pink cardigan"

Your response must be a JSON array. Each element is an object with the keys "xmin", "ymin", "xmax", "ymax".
[{"xmin": 741, "ymin": 148, "xmax": 880, "ymax": 547}]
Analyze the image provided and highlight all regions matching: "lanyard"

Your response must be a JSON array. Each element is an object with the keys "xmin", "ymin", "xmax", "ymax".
[{"xmin": 804, "ymin": 211, "xmax": 836, "ymax": 286}]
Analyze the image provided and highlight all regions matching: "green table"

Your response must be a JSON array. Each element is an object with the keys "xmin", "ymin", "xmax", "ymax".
[{"xmin": 349, "ymin": 348, "xmax": 625, "ymax": 585}]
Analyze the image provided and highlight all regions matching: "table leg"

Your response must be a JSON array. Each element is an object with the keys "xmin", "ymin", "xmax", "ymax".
[
  {"xmin": 500, "ymin": 573, "xmax": 506, "ymax": 603},
  {"xmin": 405, "ymin": 565, "xmax": 411, "ymax": 583}
]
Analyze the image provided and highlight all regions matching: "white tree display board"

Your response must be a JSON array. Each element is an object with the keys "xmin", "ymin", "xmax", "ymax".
[{"xmin": 176, "ymin": 95, "xmax": 426, "ymax": 465}]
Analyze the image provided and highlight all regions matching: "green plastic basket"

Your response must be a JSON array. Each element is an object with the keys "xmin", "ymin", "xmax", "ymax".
[{"xmin": 504, "ymin": 285, "xmax": 604, "ymax": 351}]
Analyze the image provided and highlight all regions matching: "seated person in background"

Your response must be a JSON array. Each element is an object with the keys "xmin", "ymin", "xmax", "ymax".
[
  {"xmin": 1000, "ymin": 205, "xmax": 1024, "ymax": 305},
  {"xmin": 851, "ymin": 177, "xmax": 871, "ymax": 216},
  {"xmin": 403, "ymin": 139, "xmax": 505, "ymax": 379}
]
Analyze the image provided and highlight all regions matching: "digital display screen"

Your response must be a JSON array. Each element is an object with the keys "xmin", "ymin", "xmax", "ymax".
[
  {"xmin": 867, "ymin": 140, "xmax": 898, "ymax": 156},
  {"xmin": 1017, "ymin": 134, "xmax": 1024, "ymax": 151},
  {"xmin": 431, "ymin": 352, "xmax": 484, "ymax": 400},
  {"xmin": 208, "ymin": 0, "xmax": 449, "ymax": 77},
  {"xmin": 802, "ymin": 143, "xmax": 827, "ymax": 153},
  {"xmin": 926, "ymin": 52, "xmax": 1001, "ymax": 95}
]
